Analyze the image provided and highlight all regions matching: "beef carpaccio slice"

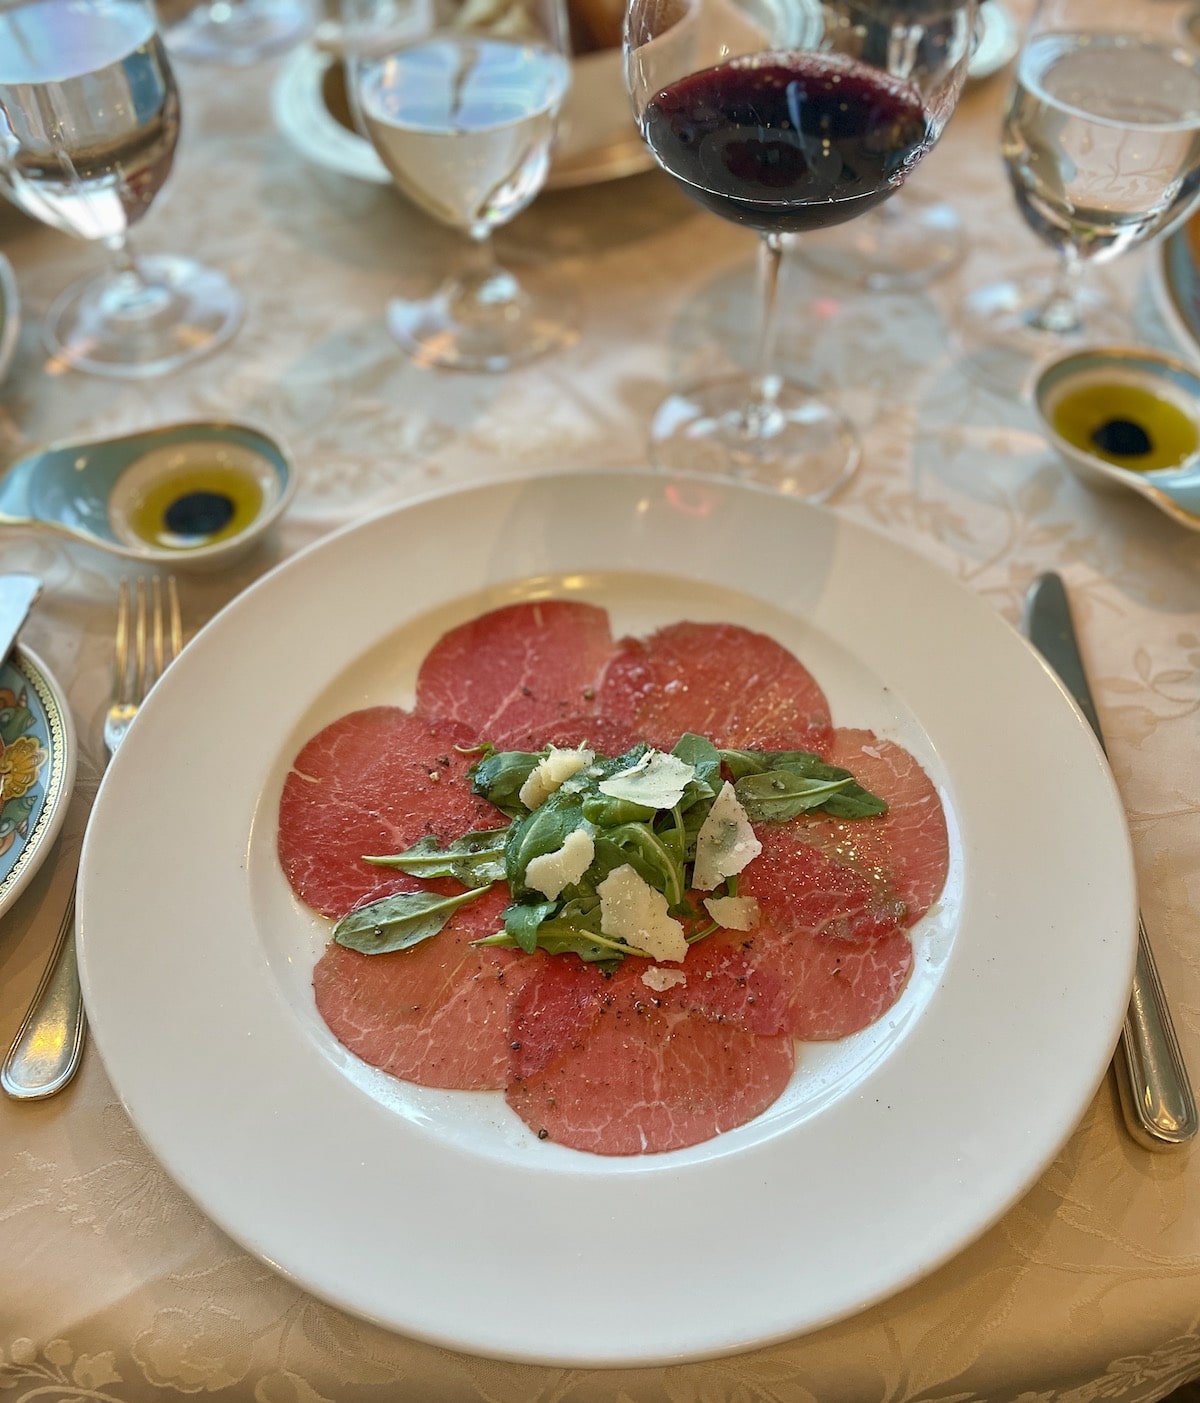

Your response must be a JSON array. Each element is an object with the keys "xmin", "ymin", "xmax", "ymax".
[
  {"xmin": 596, "ymin": 620, "xmax": 833, "ymax": 753},
  {"xmin": 414, "ymin": 599, "xmax": 617, "ymax": 749},
  {"xmin": 505, "ymin": 957, "xmax": 796, "ymax": 1154},
  {"xmin": 794, "ymin": 727, "xmax": 949, "ymax": 926},
  {"xmin": 278, "ymin": 706, "xmax": 502, "ymax": 920},
  {"xmin": 736, "ymin": 828, "xmax": 913, "ymax": 1040},
  {"xmin": 313, "ymin": 885, "xmax": 524, "ymax": 1089}
]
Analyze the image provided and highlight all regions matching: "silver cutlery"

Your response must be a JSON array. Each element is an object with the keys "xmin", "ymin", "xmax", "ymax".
[
  {"xmin": 1025, "ymin": 571, "xmax": 1197, "ymax": 1150},
  {"xmin": 2, "ymin": 577, "xmax": 182, "ymax": 1100}
]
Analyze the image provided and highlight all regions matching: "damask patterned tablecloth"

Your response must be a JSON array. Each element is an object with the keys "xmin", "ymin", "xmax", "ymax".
[{"xmin": 3, "ymin": 17, "xmax": 1200, "ymax": 1403}]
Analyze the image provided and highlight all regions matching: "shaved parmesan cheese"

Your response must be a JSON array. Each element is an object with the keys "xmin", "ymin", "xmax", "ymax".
[
  {"xmin": 642, "ymin": 966, "xmax": 687, "ymax": 993},
  {"xmin": 692, "ymin": 782, "xmax": 761, "ymax": 890},
  {"xmin": 518, "ymin": 745, "xmax": 594, "ymax": 810},
  {"xmin": 524, "ymin": 826, "xmax": 596, "ymax": 900},
  {"xmin": 703, "ymin": 895, "xmax": 760, "ymax": 931},
  {"xmin": 597, "ymin": 749, "xmax": 695, "ymax": 810},
  {"xmin": 597, "ymin": 864, "xmax": 688, "ymax": 963}
]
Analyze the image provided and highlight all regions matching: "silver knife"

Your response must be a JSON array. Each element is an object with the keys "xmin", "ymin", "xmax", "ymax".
[
  {"xmin": 1025, "ymin": 571, "xmax": 1197, "ymax": 1151},
  {"xmin": 0, "ymin": 574, "xmax": 41, "ymax": 664}
]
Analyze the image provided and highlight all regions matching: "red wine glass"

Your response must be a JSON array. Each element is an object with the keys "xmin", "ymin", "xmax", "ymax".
[{"xmin": 624, "ymin": 0, "xmax": 978, "ymax": 495}]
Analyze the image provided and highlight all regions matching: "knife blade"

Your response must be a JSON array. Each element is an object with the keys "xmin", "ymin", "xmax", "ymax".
[
  {"xmin": 0, "ymin": 574, "xmax": 41, "ymax": 665},
  {"xmin": 1025, "ymin": 571, "xmax": 1197, "ymax": 1151}
]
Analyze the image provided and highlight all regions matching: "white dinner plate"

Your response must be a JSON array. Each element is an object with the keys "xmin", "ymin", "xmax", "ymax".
[{"xmin": 77, "ymin": 471, "xmax": 1136, "ymax": 1366}]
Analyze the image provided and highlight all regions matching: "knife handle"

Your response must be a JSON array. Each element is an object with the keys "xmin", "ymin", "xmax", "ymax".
[{"xmin": 1114, "ymin": 913, "xmax": 1198, "ymax": 1150}]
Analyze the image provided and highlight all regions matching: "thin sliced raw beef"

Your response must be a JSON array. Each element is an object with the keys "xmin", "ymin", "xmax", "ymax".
[
  {"xmin": 596, "ymin": 621, "xmax": 833, "ymax": 754},
  {"xmin": 313, "ymin": 885, "xmax": 526, "ymax": 1090},
  {"xmin": 414, "ymin": 600, "xmax": 616, "ymax": 749},
  {"xmin": 278, "ymin": 707, "xmax": 502, "ymax": 919},
  {"xmin": 737, "ymin": 828, "xmax": 912, "ymax": 1039},
  {"xmin": 795, "ymin": 728, "xmax": 949, "ymax": 925},
  {"xmin": 506, "ymin": 957, "xmax": 796, "ymax": 1154}
]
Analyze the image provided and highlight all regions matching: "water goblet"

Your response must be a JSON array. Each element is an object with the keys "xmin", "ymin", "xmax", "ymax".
[
  {"xmin": 624, "ymin": 0, "xmax": 978, "ymax": 496},
  {"xmin": 162, "ymin": 0, "xmax": 316, "ymax": 66},
  {"xmin": 343, "ymin": 0, "xmax": 574, "ymax": 372},
  {"xmin": 0, "ymin": 0, "xmax": 242, "ymax": 378},
  {"xmin": 957, "ymin": 0, "xmax": 1200, "ymax": 398}
]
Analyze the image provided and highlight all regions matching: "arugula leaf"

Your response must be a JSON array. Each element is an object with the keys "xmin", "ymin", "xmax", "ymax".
[
  {"xmin": 733, "ymin": 771, "xmax": 853, "ymax": 823},
  {"xmin": 364, "ymin": 827, "xmax": 508, "ymax": 887},
  {"xmin": 673, "ymin": 732, "xmax": 722, "ymax": 811},
  {"xmin": 469, "ymin": 750, "xmax": 543, "ymax": 816},
  {"xmin": 593, "ymin": 822, "xmax": 686, "ymax": 907},
  {"xmin": 333, "ymin": 887, "xmax": 488, "ymax": 955},
  {"xmin": 818, "ymin": 787, "xmax": 888, "ymax": 819},
  {"xmin": 581, "ymin": 792, "xmax": 658, "ymax": 826},
  {"xmin": 504, "ymin": 788, "xmax": 589, "ymax": 899},
  {"xmin": 503, "ymin": 900, "xmax": 556, "ymax": 954},
  {"xmin": 477, "ymin": 918, "xmax": 651, "ymax": 964}
]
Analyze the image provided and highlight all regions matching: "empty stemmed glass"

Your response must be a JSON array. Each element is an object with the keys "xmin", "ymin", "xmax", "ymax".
[
  {"xmin": 0, "ymin": 0, "xmax": 242, "ymax": 378},
  {"xmin": 343, "ymin": 0, "xmax": 574, "ymax": 372},
  {"xmin": 957, "ymin": 0, "xmax": 1200, "ymax": 398},
  {"xmin": 624, "ymin": 0, "xmax": 978, "ymax": 496},
  {"xmin": 162, "ymin": 0, "xmax": 316, "ymax": 65}
]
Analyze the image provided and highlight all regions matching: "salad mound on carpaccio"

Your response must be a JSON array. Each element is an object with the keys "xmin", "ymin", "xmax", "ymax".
[{"xmin": 276, "ymin": 599, "xmax": 950, "ymax": 1155}]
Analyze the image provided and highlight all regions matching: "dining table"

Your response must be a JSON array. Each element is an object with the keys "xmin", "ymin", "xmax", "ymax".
[{"xmin": 3, "ymin": 5, "xmax": 1200, "ymax": 1399}]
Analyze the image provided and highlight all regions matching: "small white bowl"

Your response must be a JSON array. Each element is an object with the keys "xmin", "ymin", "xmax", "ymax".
[{"xmin": 1033, "ymin": 345, "xmax": 1200, "ymax": 530}]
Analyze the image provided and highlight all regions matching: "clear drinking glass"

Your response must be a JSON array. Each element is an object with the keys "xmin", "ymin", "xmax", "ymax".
[
  {"xmin": 0, "ymin": 0, "xmax": 242, "ymax": 377},
  {"xmin": 162, "ymin": 0, "xmax": 316, "ymax": 66},
  {"xmin": 957, "ymin": 0, "xmax": 1200, "ymax": 398},
  {"xmin": 343, "ymin": 0, "xmax": 574, "ymax": 372},
  {"xmin": 624, "ymin": 0, "xmax": 978, "ymax": 496}
]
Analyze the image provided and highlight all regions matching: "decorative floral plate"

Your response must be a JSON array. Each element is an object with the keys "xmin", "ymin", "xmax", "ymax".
[{"xmin": 0, "ymin": 647, "xmax": 76, "ymax": 918}]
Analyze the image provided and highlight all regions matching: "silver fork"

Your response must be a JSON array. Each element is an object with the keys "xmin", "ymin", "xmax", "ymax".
[{"xmin": 2, "ymin": 577, "xmax": 182, "ymax": 1100}]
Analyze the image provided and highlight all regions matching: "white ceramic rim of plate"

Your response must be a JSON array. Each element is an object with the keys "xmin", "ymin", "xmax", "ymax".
[
  {"xmin": 0, "ymin": 644, "xmax": 77, "ymax": 920},
  {"xmin": 76, "ymin": 469, "xmax": 1136, "ymax": 1366}
]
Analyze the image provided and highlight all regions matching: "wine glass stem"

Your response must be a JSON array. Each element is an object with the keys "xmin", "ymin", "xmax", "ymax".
[
  {"xmin": 98, "ymin": 234, "xmax": 174, "ymax": 320},
  {"xmin": 1029, "ymin": 250, "xmax": 1087, "ymax": 335},
  {"xmin": 751, "ymin": 232, "xmax": 785, "ymax": 408}
]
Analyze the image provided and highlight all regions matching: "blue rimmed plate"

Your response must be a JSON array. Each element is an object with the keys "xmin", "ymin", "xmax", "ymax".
[{"xmin": 0, "ymin": 646, "xmax": 76, "ymax": 918}]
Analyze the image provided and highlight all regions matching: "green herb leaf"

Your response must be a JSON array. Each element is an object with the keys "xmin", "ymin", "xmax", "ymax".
[
  {"xmin": 818, "ymin": 788, "xmax": 888, "ymax": 819},
  {"xmin": 673, "ymin": 732, "xmax": 722, "ymax": 810},
  {"xmin": 364, "ymin": 827, "xmax": 509, "ymax": 887},
  {"xmin": 503, "ymin": 900, "xmax": 556, "ymax": 954},
  {"xmin": 581, "ymin": 792, "xmax": 658, "ymax": 826},
  {"xmin": 593, "ymin": 822, "xmax": 687, "ymax": 907},
  {"xmin": 469, "ymin": 750, "xmax": 544, "ymax": 816},
  {"xmin": 733, "ymin": 771, "xmax": 853, "ymax": 823},
  {"xmin": 333, "ymin": 887, "xmax": 487, "ymax": 955},
  {"xmin": 504, "ymin": 788, "xmax": 589, "ymax": 899}
]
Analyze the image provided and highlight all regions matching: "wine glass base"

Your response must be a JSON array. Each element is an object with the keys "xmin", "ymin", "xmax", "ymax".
[
  {"xmin": 46, "ymin": 253, "xmax": 243, "ymax": 380},
  {"xmin": 794, "ymin": 193, "xmax": 966, "ymax": 291},
  {"xmin": 954, "ymin": 272, "xmax": 1128, "ymax": 399},
  {"xmin": 387, "ymin": 261, "xmax": 577, "ymax": 373},
  {"xmin": 648, "ymin": 374, "xmax": 860, "ymax": 500},
  {"xmin": 165, "ymin": 0, "xmax": 314, "ymax": 64}
]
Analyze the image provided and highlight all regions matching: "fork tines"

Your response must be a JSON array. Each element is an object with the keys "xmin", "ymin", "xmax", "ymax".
[{"xmin": 114, "ymin": 576, "xmax": 183, "ymax": 705}]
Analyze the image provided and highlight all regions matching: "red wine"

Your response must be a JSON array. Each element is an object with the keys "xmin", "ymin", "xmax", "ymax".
[{"xmin": 641, "ymin": 52, "xmax": 930, "ymax": 234}]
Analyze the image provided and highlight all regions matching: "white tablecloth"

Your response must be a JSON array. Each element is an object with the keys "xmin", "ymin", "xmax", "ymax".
[{"xmin": 3, "ymin": 12, "xmax": 1200, "ymax": 1400}]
